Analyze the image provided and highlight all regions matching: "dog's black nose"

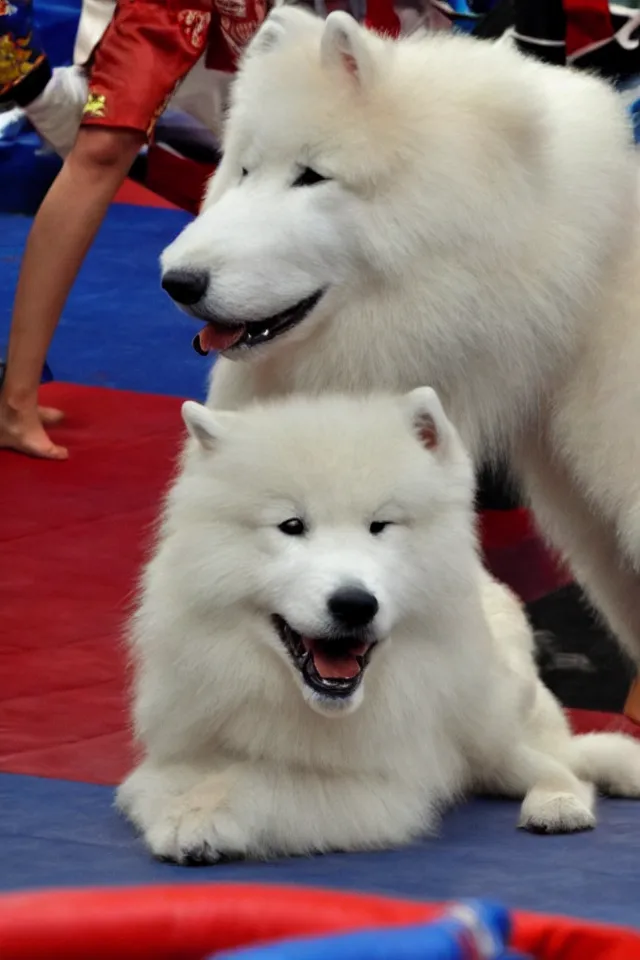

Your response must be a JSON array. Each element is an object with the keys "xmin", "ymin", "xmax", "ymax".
[
  {"xmin": 328, "ymin": 587, "xmax": 379, "ymax": 628},
  {"xmin": 162, "ymin": 269, "xmax": 209, "ymax": 306}
]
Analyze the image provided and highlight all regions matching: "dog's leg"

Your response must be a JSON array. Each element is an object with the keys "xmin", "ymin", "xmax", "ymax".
[
  {"xmin": 117, "ymin": 758, "xmax": 432, "ymax": 863},
  {"xmin": 544, "ymin": 271, "xmax": 640, "ymax": 573},
  {"xmin": 515, "ymin": 434, "xmax": 640, "ymax": 662},
  {"xmin": 489, "ymin": 742, "xmax": 596, "ymax": 833},
  {"xmin": 116, "ymin": 760, "xmax": 252, "ymax": 864}
]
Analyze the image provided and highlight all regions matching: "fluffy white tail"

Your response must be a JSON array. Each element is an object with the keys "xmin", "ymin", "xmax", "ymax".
[{"xmin": 568, "ymin": 732, "xmax": 640, "ymax": 797}]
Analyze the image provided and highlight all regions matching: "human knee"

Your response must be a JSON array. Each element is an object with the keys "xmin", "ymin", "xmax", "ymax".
[{"xmin": 70, "ymin": 127, "xmax": 143, "ymax": 172}]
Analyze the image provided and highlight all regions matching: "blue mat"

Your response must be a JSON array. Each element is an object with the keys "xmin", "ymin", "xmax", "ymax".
[
  {"xmin": 34, "ymin": 0, "xmax": 82, "ymax": 67},
  {"xmin": 0, "ymin": 206, "xmax": 210, "ymax": 399},
  {"xmin": 0, "ymin": 129, "xmax": 62, "ymax": 216},
  {"xmin": 2, "ymin": 772, "xmax": 640, "ymax": 927}
]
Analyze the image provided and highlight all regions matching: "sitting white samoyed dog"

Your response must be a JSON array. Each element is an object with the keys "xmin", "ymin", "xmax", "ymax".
[
  {"xmin": 117, "ymin": 390, "xmax": 640, "ymax": 864},
  {"xmin": 160, "ymin": 7, "xmax": 640, "ymax": 666}
]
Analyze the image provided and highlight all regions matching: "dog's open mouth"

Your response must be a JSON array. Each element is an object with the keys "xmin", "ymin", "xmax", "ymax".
[
  {"xmin": 272, "ymin": 615, "xmax": 375, "ymax": 698},
  {"xmin": 193, "ymin": 290, "xmax": 324, "ymax": 356}
]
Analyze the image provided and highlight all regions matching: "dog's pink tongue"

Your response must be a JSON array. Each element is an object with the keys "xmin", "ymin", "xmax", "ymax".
[
  {"xmin": 305, "ymin": 639, "xmax": 368, "ymax": 680},
  {"xmin": 198, "ymin": 324, "xmax": 245, "ymax": 353},
  {"xmin": 313, "ymin": 652, "xmax": 361, "ymax": 680}
]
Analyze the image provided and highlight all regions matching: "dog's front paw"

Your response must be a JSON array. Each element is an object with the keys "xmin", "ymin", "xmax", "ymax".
[
  {"xmin": 118, "ymin": 763, "xmax": 257, "ymax": 864},
  {"xmin": 518, "ymin": 783, "xmax": 596, "ymax": 834},
  {"xmin": 145, "ymin": 798, "xmax": 249, "ymax": 865}
]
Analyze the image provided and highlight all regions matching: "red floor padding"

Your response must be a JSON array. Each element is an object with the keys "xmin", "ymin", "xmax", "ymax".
[
  {"xmin": 0, "ymin": 383, "xmax": 637, "ymax": 786},
  {"xmin": 0, "ymin": 383, "xmax": 184, "ymax": 784},
  {"xmin": 113, "ymin": 178, "xmax": 180, "ymax": 210}
]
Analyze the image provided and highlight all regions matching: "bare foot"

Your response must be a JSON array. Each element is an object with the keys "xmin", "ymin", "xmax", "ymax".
[
  {"xmin": 38, "ymin": 405, "xmax": 65, "ymax": 427},
  {"xmin": 0, "ymin": 401, "xmax": 68, "ymax": 459}
]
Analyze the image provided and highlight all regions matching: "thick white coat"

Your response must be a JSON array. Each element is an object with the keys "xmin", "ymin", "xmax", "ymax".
[
  {"xmin": 162, "ymin": 8, "xmax": 640, "ymax": 660},
  {"xmin": 119, "ymin": 392, "xmax": 640, "ymax": 862}
]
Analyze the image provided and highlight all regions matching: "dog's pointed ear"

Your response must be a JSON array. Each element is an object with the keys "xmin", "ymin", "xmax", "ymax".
[
  {"xmin": 402, "ymin": 387, "xmax": 452, "ymax": 455},
  {"xmin": 320, "ymin": 12, "xmax": 376, "ymax": 87},
  {"xmin": 249, "ymin": 6, "xmax": 311, "ymax": 55},
  {"xmin": 182, "ymin": 401, "xmax": 233, "ymax": 452},
  {"xmin": 247, "ymin": 8, "xmax": 294, "ymax": 55}
]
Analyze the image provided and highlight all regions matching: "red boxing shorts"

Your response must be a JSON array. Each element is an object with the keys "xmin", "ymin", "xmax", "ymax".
[{"xmin": 81, "ymin": 0, "xmax": 267, "ymax": 137}]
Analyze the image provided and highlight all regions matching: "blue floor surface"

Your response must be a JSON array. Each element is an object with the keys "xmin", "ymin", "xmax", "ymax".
[
  {"xmin": 2, "ymin": 773, "xmax": 640, "ymax": 927},
  {"xmin": 0, "ymin": 207, "xmax": 210, "ymax": 399}
]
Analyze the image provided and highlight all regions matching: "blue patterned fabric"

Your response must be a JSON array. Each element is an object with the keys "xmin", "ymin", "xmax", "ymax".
[{"xmin": 0, "ymin": 0, "xmax": 51, "ymax": 106}]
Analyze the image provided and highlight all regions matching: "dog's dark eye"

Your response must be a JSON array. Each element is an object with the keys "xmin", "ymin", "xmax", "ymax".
[
  {"xmin": 278, "ymin": 518, "xmax": 306, "ymax": 536},
  {"xmin": 293, "ymin": 167, "xmax": 327, "ymax": 188},
  {"xmin": 369, "ymin": 521, "xmax": 392, "ymax": 536},
  {"xmin": 241, "ymin": 167, "xmax": 249, "ymax": 178}
]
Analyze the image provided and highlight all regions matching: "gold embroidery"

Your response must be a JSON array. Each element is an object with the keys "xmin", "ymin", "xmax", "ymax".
[
  {"xmin": 0, "ymin": 33, "xmax": 37, "ymax": 87},
  {"xmin": 83, "ymin": 92, "xmax": 106, "ymax": 118},
  {"xmin": 147, "ymin": 76, "xmax": 182, "ymax": 138},
  {"xmin": 177, "ymin": 10, "xmax": 211, "ymax": 50}
]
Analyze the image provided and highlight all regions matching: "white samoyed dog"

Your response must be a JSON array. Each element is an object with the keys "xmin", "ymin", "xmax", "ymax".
[
  {"xmin": 117, "ymin": 390, "xmax": 640, "ymax": 864},
  {"xmin": 160, "ymin": 7, "xmax": 640, "ymax": 665}
]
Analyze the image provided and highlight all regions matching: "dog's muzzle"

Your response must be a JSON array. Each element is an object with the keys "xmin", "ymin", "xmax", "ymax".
[
  {"xmin": 160, "ymin": 269, "xmax": 325, "ymax": 356},
  {"xmin": 272, "ymin": 604, "xmax": 378, "ymax": 701}
]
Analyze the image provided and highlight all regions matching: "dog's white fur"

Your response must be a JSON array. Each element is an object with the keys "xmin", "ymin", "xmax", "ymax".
[
  {"xmin": 118, "ymin": 391, "xmax": 640, "ymax": 863},
  {"xmin": 161, "ymin": 8, "xmax": 640, "ymax": 662}
]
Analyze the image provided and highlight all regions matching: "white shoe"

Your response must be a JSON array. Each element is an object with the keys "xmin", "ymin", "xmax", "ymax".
[{"xmin": 24, "ymin": 65, "xmax": 88, "ymax": 158}]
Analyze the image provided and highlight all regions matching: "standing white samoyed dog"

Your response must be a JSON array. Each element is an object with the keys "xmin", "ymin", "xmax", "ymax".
[
  {"xmin": 160, "ymin": 7, "xmax": 640, "ymax": 664},
  {"xmin": 118, "ymin": 390, "xmax": 640, "ymax": 864}
]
